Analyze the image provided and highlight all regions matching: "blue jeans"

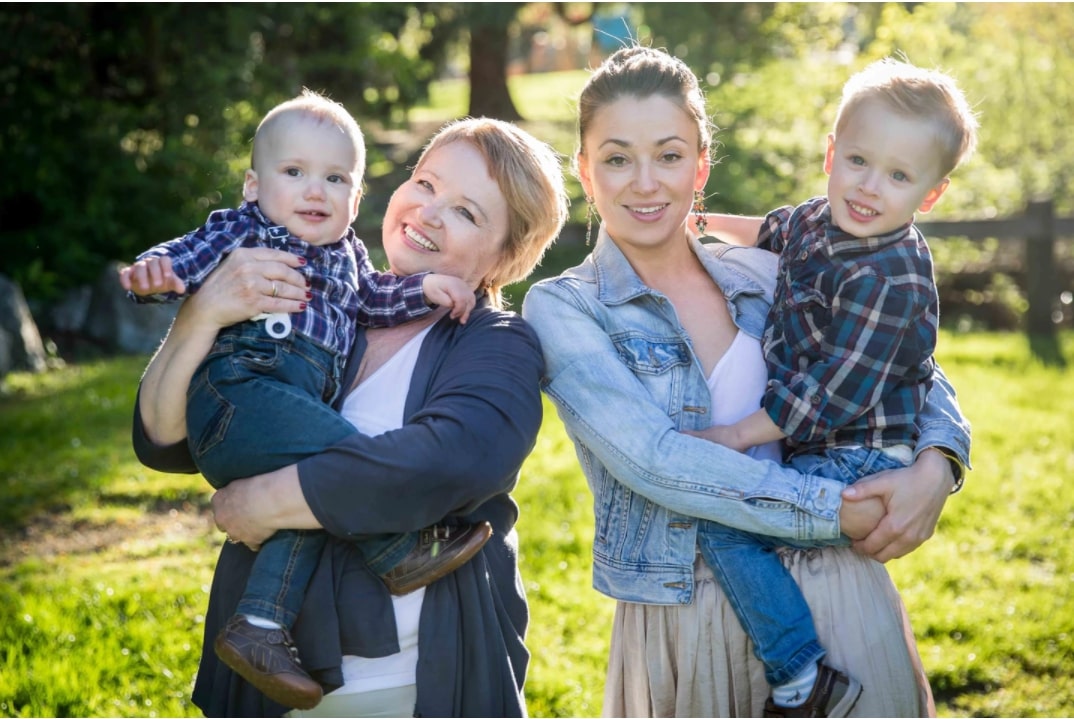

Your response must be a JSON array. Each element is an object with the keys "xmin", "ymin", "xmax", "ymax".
[
  {"xmin": 187, "ymin": 322, "xmax": 416, "ymax": 627},
  {"xmin": 696, "ymin": 446, "xmax": 908, "ymax": 685}
]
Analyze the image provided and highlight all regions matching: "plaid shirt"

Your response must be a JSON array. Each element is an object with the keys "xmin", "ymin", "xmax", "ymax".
[
  {"xmin": 132, "ymin": 202, "xmax": 430, "ymax": 357},
  {"xmin": 758, "ymin": 196, "xmax": 937, "ymax": 455}
]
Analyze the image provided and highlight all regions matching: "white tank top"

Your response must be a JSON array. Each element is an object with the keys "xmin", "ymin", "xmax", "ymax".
[
  {"xmin": 333, "ymin": 325, "xmax": 433, "ymax": 695},
  {"xmin": 705, "ymin": 331, "xmax": 783, "ymax": 464}
]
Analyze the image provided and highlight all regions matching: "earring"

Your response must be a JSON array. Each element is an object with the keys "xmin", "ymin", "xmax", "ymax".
[
  {"xmin": 585, "ymin": 195, "xmax": 596, "ymax": 246},
  {"xmin": 693, "ymin": 189, "xmax": 708, "ymax": 235}
]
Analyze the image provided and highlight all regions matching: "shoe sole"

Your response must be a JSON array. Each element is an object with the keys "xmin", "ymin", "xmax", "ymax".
[
  {"xmin": 214, "ymin": 634, "xmax": 323, "ymax": 710},
  {"xmin": 827, "ymin": 675, "xmax": 863, "ymax": 718}
]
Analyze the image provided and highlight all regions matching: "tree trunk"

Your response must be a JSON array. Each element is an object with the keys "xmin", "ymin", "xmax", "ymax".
[{"xmin": 467, "ymin": 8, "xmax": 522, "ymax": 121}]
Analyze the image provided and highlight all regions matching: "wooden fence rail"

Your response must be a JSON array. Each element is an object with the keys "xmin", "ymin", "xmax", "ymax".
[{"xmin": 917, "ymin": 198, "xmax": 1073, "ymax": 337}]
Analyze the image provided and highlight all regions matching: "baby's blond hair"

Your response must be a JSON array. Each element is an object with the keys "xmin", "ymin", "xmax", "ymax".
[{"xmin": 252, "ymin": 89, "xmax": 366, "ymax": 182}]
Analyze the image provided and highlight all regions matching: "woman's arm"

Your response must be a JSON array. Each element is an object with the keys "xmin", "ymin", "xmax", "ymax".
[
  {"xmin": 841, "ymin": 362, "xmax": 971, "ymax": 562},
  {"xmin": 523, "ymin": 280, "xmax": 845, "ymax": 542},
  {"xmin": 841, "ymin": 450, "xmax": 952, "ymax": 562},
  {"xmin": 136, "ymin": 247, "xmax": 309, "ymax": 446},
  {"xmin": 212, "ymin": 465, "xmax": 314, "ymax": 550},
  {"xmin": 297, "ymin": 311, "xmax": 545, "ymax": 537},
  {"xmin": 217, "ymin": 309, "xmax": 546, "ymax": 545},
  {"xmin": 694, "ymin": 213, "xmax": 764, "ymax": 245}
]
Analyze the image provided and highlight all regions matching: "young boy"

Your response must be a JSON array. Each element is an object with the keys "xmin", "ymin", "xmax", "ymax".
[
  {"xmin": 693, "ymin": 58, "xmax": 978, "ymax": 717},
  {"xmin": 120, "ymin": 90, "xmax": 488, "ymax": 709}
]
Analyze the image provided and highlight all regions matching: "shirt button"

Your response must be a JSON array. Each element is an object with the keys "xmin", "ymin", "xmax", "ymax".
[
  {"xmin": 798, "ymin": 250, "xmax": 809, "ymax": 261},
  {"xmin": 810, "ymin": 393, "xmax": 822, "ymax": 405}
]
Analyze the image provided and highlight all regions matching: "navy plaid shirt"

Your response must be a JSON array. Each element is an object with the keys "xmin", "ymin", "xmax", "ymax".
[
  {"xmin": 132, "ymin": 201, "xmax": 431, "ymax": 357},
  {"xmin": 758, "ymin": 196, "xmax": 937, "ymax": 455}
]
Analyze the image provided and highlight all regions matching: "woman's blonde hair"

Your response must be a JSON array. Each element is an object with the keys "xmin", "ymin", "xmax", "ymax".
[{"xmin": 416, "ymin": 118, "xmax": 569, "ymax": 309}]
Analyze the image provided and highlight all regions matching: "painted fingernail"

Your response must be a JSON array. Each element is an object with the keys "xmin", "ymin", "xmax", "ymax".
[
  {"xmin": 298, "ymin": 257, "xmax": 307, "ymax": 265},
  {"xmin": 299, "ymin": 303, "xmax": 307, "ymax": 310},
  {"xmin": 305, "ymin": 291, "xmax": 312, "ymax": 300}
]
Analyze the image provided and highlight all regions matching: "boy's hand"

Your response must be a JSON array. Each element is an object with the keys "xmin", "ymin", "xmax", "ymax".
[
  {"xmin": 683, "ymin": 425, "xmax": 748, "ymax": 452},
  {"xmin": 423, "ymin": 273, "xmax": 476, "ymax": 324},
  {"xmin": 838, "ymin": 493, "xmax": 886, "ymax": 541},
  {"xmin": 119, "ymin": 256, "xmax": 187, "ymax": 296},
  {"xmin": 683, "ymin": 410, "xmax": 783, "ymax": 453}
]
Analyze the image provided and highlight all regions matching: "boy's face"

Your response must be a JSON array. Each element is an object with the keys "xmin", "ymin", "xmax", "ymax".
[
  {"xmin": 244, "ymin": 113, "xmax": 362, "ymax": 246},
  {"xmin": 824, "ymin": 99, "xmax": 949, "ymax": 238}
]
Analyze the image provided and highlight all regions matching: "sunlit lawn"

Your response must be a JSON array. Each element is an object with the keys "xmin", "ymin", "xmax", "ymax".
[{"xmin": 2, "ymin": 332, "xmax": 1073, "ymax": 717}]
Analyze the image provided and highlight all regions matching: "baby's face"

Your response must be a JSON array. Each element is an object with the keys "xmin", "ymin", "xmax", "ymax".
[
  {"xmin": 825, "ymin": 100, "xmax": 948, "ymax": 238},
  {"xmin": 245, "ymin": 113, "xmax": 362, "ymax": 246}
]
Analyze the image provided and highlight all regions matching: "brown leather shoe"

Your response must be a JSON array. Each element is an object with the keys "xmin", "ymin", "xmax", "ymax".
[
  {"xmin": 381, "ymin": 521, "xmax": 493, "ymax": 595},
  {"xmin": 214, "ymin": 615, "xmax": 323, "ymax": 710}
]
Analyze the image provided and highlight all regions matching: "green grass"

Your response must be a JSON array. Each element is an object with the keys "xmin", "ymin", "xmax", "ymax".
[
  {"xmin": 407, "ymin": 70, "xmax": 590, "ymax": 126},
  {"xmin": 2, "ymin": 332, "xmax": 1073, "ymax": 716}
]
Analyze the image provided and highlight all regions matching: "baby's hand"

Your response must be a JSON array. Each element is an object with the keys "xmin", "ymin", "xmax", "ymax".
[
  {"xmin": 423, "ymin": 273, "xmax": 476, "ymax": 324},
  {"xmin": 120, "ymin": 256, "xmax": 186, "ymax": 296}
]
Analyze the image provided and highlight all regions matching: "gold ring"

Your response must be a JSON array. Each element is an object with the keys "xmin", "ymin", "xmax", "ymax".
[{"xmin": 271, "ymin": 282, "xmax": 278, "ymax": 298}]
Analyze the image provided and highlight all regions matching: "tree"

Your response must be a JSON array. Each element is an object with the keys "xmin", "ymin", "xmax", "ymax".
[
  {"xmin": 410, "ymin": 3, "xmax": 528, "ymax": 121},
  {"xmin": 0, "ymin": 4, "xmax": 434, "ymax": 302},
  {"xmin": 466, "ymin": 3, "xmax": 525, "ymax": 120}
]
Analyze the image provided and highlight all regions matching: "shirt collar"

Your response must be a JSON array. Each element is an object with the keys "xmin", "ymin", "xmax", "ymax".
[
  {"xmin": 809, "ymin": 198, "xmax": 915, "ymax": 255},
  {"xmin": 238, "ymin": 200, "xmax": 276, "ymax": 229}
]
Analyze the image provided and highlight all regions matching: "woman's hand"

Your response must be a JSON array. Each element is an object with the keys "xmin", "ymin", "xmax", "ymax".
[
  {"xmin": 840, "ymin": 448, "xmax": 953, "ymax": 562},
  {"xmin": 137, "ymin": 247, "xmax": 310, "ymax": 446},
  {"xmin": 212, "ymin": 478, "xmax": 276, "ymax": 552},
  {"xmin": 211, "ymin": 464, "xmax": 323, "ymax": 551},
  {"xmin": 187, "ymin": 247, "xmax": 309, "ymax": 329}
]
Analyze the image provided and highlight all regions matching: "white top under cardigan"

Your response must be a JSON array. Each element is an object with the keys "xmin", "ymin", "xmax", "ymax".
[{"xmin": 333, "ymin": 325, "xmax": 434, "ymax": 695}]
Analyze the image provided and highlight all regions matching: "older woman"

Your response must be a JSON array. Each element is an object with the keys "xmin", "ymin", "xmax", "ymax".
[
  {"xmin": 522, "ymin": 46, "xmax": 969, "ymax": 717},
  {"xmin": 132, "ymin": 118, "xmax": 568, "ymax": 717}
]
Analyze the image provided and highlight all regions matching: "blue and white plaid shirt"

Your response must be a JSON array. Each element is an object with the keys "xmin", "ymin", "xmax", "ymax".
[
  {"xmin": 131, "ymin": 201, "xmax": 431, "ymax": 357},
  {"xmin": 758, "ymin": 196, "xmax": 937, "ymax": 455}
]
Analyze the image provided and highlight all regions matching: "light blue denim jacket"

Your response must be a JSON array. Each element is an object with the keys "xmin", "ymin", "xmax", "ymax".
[{"xmin": 522, "ymin": 229, "xmax": 971, "ymax": 605}]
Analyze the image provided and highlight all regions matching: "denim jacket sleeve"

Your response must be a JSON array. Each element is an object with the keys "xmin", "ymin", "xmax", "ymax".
[
  {"xmin": 523, "ymin": 279, "xmax": 844, "ymax": 542},
  {"xmin": 913, "ymin": 361, "xmax": 972, "ymax": 488}
]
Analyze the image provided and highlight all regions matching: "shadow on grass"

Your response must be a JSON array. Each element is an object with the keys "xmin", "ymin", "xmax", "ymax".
[
  {"xmin": 1028, "ymin": 332, "xmax": 1069, "ymax": 367},
  {"xmin": 0, "ymin": 356, "xmax": 150, "ymax": 532}
]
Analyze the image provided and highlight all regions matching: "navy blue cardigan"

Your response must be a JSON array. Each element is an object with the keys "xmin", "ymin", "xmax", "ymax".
[{"xmin": 133, "ymin": 299, "xmax": 543, "ymax": 717}]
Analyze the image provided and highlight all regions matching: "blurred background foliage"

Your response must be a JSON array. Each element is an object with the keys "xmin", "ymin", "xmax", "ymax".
[{"xmin": 3, "ymin": 2, "xmax": 1073, "ymax": 328}]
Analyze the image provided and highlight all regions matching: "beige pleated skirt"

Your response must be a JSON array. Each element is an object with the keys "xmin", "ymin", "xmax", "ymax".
[{"xmin": 603, "ymin": 547, "xmax": 935, "ymax": 718}]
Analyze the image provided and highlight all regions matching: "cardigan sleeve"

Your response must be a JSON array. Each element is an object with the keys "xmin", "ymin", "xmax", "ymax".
[
  {"xmin": 130, "ymin": 388, "xmax": 198, "ymax": 474},
  {"xmin": 297, "ymin": 309, "xmax": 545, "ymax": 538}
]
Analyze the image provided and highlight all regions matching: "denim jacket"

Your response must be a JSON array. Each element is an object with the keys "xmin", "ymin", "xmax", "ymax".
[{"xmin": 522, "ymin": 228, "xmax": 971, "ymax": 605}]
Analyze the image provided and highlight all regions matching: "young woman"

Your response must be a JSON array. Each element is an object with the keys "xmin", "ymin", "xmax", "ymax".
[
  {"xmin": 522, "ymin": 46, "xmax": 969, "ymax": 717},
  {"xmin": 132, "ymin": 117, "xmax": 569, "ymax": 717}
]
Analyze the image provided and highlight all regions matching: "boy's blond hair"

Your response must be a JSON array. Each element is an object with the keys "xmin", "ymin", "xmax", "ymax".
[
  {"xmin": 835, "ymin": 58, "xmax": 978, "ymax": 177},
  {"xmin": 417, "ymin": 118, "xmax": 569, "ymax": 309},
  {"xmin": 252, "ymin": 89, "xmax": 366, "ymax": 182}
]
